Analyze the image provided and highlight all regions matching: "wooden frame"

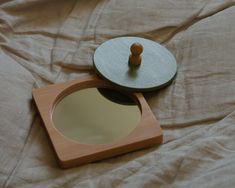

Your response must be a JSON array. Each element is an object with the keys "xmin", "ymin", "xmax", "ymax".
[{"xmin": 32, "ymin": 75, "xmax": 162, "ymax": 168}]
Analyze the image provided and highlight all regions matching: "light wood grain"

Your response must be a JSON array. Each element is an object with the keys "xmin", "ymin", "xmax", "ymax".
[{"xmin": 32, "ymin": 75, "xmax": 162, "ymax": 168}]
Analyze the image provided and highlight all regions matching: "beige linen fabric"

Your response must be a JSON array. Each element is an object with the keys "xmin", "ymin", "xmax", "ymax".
[{"xmin": 1, "ymin": 0, "xmax": 235, "ymax": 187}]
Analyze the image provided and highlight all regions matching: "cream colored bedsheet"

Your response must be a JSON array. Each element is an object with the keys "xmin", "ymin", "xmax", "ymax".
[{"xmin": 1, "ymin": 0, "xmax": 235, "ymax": 187}]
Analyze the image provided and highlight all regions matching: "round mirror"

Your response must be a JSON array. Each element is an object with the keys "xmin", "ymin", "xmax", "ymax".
[{"xmin": 52, "ymin": 88, "xmax": 141, "ymax": 145}]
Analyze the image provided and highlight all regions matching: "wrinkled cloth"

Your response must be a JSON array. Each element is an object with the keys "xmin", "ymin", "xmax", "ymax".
[{"xmin": 1, "ymin": 0, "xmax": 235, "ymax": 187}]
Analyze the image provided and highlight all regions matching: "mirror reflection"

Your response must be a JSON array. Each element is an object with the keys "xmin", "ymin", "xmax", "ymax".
[{"xmin": 52, "ymin": 88, "xmax": 141, "ymax": 145}]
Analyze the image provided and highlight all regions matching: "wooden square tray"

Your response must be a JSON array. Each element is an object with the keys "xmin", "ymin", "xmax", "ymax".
[{"xmin": 32, "ymin": 75, "xmax": 162, "ymax": 168}]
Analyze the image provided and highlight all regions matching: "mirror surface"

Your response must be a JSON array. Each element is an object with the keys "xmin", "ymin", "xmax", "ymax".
[{"xmin": 52, "ymin": 88, "xmax": 141, "ymax": 145}]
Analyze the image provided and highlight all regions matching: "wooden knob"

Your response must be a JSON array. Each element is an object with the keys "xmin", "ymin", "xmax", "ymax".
[{"xmin": 129, "ymin": 43, "xmax": 143, "ymax": 66}]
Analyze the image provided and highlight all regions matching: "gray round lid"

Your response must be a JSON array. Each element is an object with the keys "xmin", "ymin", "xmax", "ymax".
[{"xmin": 93, "ymin": 37, "xmax": 177, "ymax": 91}]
